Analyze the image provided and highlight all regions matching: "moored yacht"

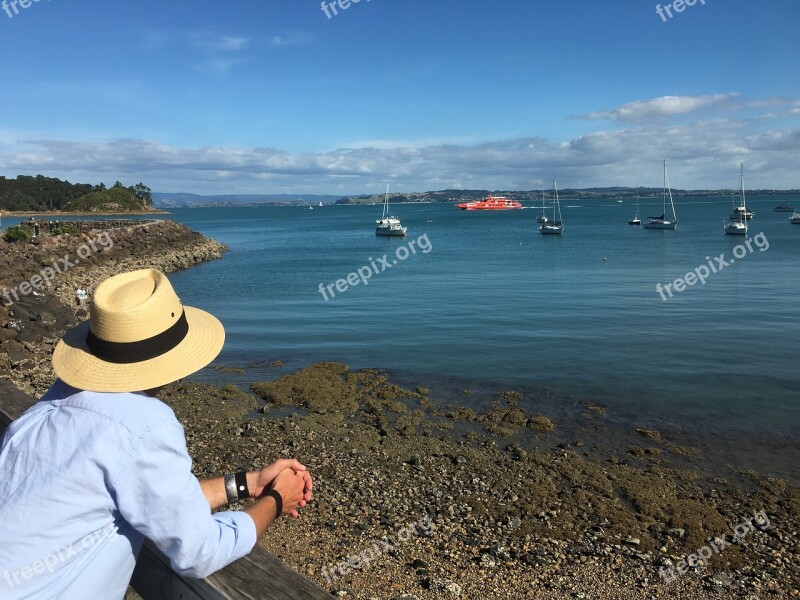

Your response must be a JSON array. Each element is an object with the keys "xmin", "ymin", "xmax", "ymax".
[
  {"xmin": 731, "ymin": 205, "xmax": 754, "ymax": 220},
  {"xmin": 536, "ymin": 189, "xmax": 549, "ymax": 223},
  {"xmin": 628, "ymin": 187, "xmax": 641, "ymax": 225},
  {"xmin": 643, "ymin": 160, "xmax": 678, "ymax": 230},
  {"xmin": 539, "ymin": 179, "xmax": 563, "ymax": 235},
  {"xmin": 724, "ymin": 164, "xmax": 749, "ymax": 236},
  {"xmin": 376, "ymin": 184, "xmax": 408, "ymax": 237}
]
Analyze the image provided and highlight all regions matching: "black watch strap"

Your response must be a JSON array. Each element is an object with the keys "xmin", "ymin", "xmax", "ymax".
[
  {"xmin": 234, "ymin": 471, "xmax": 249, "ymax": 500},
  {"xmin": 263, "ymin": 489, "xmax": 283, "ymax": 519}
]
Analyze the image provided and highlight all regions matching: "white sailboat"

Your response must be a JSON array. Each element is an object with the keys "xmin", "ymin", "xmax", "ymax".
[
  {"xmin": 730, "ymin": 177, "xmax": 754, "ymax": 220},
  {"xmin": 537, "ymin": 189, "xmax": 549, "ymax": 223},
  {"xmin": 643, "ymin": 160, "xmax": 678, "ymax": 230},
  {"xmin": 790, "ymin": 212, "xmax": 800, "ymax": 224},
  {"xmin": 628, "ymin": 187, "xmax": 641, "ymax": 225},
  {"xmin": 319, "ymin": 201, "xmax": 323, "ymax": 207},
  {"xmin": 375, "ymin": 184, "xmax": 408, "ymax": 237},
  {"xmin": 539, "ymin": 179, "xmax": 563, "ymax": 234},
  {"xmin": 724, "ymin": 164, "xmax": 748, "ymax": 236}
]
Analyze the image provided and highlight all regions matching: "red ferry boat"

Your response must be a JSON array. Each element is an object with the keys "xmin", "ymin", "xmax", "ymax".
[{"xmin": 456, "ymin": 195, "xmax": 523, "ymax": 210}]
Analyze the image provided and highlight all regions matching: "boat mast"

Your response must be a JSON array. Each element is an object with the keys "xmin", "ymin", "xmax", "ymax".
[
  {"xmin": 554, "ymin": 179, "xmax": 562, "ymax": 223},
  {"xmin": 740, "ymin": 163, "xmax": 746, "ymax": 211},
  {"xmin": 382, "ymin": 184, "xmax": 389, "ymax": 220},
  {"xmin": 664, "ymin": 159, "xmax": 676, "ymax": 223}
]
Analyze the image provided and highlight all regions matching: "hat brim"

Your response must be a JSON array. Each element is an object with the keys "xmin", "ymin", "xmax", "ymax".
[{"xmin": 52, "ymin": 306, "xmax": 225, "ymax": 393}]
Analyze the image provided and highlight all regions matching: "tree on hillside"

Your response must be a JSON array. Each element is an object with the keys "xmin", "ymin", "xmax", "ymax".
[
  {"xmin": 133, "ymin": 183, "xmax": 152, "ymax": 206},
  {"xmin": 0, "ymin": 175, "xmax": 155, "ymax": 211}
]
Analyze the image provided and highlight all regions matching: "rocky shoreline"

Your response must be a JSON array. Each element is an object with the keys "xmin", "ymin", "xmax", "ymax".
[
  {"xmin": 160, "ymin": 365, "xmax": 799, "ymax": 600},
  {"xmin": 1, "ymin": 222, "xmax": 797, "ymax": 599},
  {"xmin": 0, "ymin": 219, "xmax": 227, "ymax": 395},
  {"xmin": 4, "ymin": 209, "xmax": 170, "ymax": 217}
]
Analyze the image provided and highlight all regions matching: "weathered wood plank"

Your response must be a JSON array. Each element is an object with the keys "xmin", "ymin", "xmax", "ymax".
[
  {"xmin": 0, "ymin": 387, "xmax": 332, "ymax": 600},
  {"xmin": 132, "ymin": 540, "xmax": 332, "ymax": 600},
  {"xmin": 206, "ymin": 550, "xmax": 331, "ymax": 600}
]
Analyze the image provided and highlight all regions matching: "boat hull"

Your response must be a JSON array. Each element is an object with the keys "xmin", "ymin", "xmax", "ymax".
[
  {"xmin": 642, "ymin": 221, "xmax": 677, "ymax": 230},
  {"xmin": 539, "ymin": 225, "xmax": 563, "ymax": 235},
  {"xmin": 456, "ymin": 195, "xmax": 522, "ymax": 210},
  {"xmin": 459, "ymin": 205, "xmax": 522, "ymax": 211},
  {"xmin": 724, "ymin": 226, "xmax": 748, "ymax": 235},
  {"xmin": 376, "ymin": 227, "xmax": 407, "ymax": 237}
]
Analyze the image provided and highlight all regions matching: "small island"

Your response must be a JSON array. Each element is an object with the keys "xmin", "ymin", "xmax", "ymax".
[{"xmin": 0, "ymin": 175, "xmax": 168, "ymax": 216}]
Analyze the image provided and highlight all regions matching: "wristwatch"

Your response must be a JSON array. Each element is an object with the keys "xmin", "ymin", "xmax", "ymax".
[{"xmin": 224, "ymin": 472, "xmax": 249, "ymax": 504}]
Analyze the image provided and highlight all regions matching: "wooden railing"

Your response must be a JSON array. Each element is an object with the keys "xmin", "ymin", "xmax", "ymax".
[{"xmin": 0, "ymin": 381, "xmax": 331, "ymax": 600}]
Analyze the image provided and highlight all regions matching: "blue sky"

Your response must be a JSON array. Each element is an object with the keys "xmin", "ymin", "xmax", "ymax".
[{"xmin": 1, "ymin": 0, "xmax": 798, "ymax": 194}]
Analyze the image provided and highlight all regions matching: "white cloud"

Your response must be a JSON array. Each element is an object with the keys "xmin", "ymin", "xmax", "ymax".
[
  {"xmin": 581, "ymin": 93, "xmax": 741, "ymax": 122},
  {"xmin": 218, "ymin": 36, "xmax": 250, "ymax": 52},
  {"xmin": 190, "ymin": 33, "xmax": 251, "ymax": 53},
  {"xmin": 2, "ymin": 95, "xmax": 798, "ymax": 193},
  {"xmin": 268, "ymin": 32, "xmax": 313, "ymax": 47}
]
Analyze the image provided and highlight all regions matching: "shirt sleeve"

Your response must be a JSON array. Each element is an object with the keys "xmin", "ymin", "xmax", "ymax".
[{"xmin": 111, "ymin": 416, "xmax": 257, "ymax": 578}]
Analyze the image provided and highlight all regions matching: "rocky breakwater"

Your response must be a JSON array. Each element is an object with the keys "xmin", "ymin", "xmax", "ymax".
[{"xmin": 0, "ymin": 219, "xmax": 227, "ymax": 395}]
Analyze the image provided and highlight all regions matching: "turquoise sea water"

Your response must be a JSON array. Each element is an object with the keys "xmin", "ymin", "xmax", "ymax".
[
  {"xmin": 168, "ymin": 198, "xmax": 799, "ymax": 430},
  {"xmin": 6, "ymin": 198, "xmax": 800, "ymax": 471}
]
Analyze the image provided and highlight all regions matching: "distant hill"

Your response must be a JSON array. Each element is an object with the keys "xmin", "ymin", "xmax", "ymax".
[
  {"xmin": 0, "ymin": 175, "xmax": 95, "ymax": 211},
  {"xmin": 152, "ymin": 193, "xmax": 342, "ymax": 208},
  {"xmin": 63, "ymin": 187, "xmax": 150, "ymax": 212},
  {"xmin": 336, "ymin": 187, "xmax": 800, "ymax": 204},
  {"xmin": 0, "ymin": 175, "xmax": 153, "ymax": 212}
]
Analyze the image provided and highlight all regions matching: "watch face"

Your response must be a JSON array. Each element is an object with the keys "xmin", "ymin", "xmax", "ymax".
[
  {"xmin": 235, "ymin": 472, "xmax": 249, "ymax": 500},
  {"xmin": 225, "ymin": 474, "xmax": 238, "ymax": 503}
]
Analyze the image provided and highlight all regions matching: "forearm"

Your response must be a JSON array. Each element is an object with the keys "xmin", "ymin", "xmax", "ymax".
[
  {"xmin": 199, "ymin": 472, "xmax": 260, "ymax": 510},
  {"xmin": 244, "ymin": 495, "xmax": 279, "ymax": 538}
]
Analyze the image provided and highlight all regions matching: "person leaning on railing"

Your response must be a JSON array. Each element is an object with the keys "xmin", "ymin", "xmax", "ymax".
[{"xmin": 0, "ymin": 268, "xmax": 313, "ymax": 600}]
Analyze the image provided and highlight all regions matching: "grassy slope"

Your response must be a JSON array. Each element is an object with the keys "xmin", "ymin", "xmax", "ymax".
[{"xmin": 63, "ymin": 188, "xmax": 149, "ymax": 212}]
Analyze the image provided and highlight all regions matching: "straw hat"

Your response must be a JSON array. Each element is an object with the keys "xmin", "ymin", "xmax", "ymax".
[{"xmin": 53, "ymin": 268, "xmax": 225, "ymax": 393}]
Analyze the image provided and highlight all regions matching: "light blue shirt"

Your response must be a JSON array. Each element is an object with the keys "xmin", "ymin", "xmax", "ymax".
[{"xmin": 0, "ymin": 380, "xmax": 257, "ymax": 599}]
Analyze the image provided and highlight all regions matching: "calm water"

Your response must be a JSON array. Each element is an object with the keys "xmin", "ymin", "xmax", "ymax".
[
  {"xmin": 161, "ymin": 198, "xmax": 800, "ymax": 437},
  {"xmin": 7, "ymin": 198, "xmax": 800, "ymax": 451}
]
